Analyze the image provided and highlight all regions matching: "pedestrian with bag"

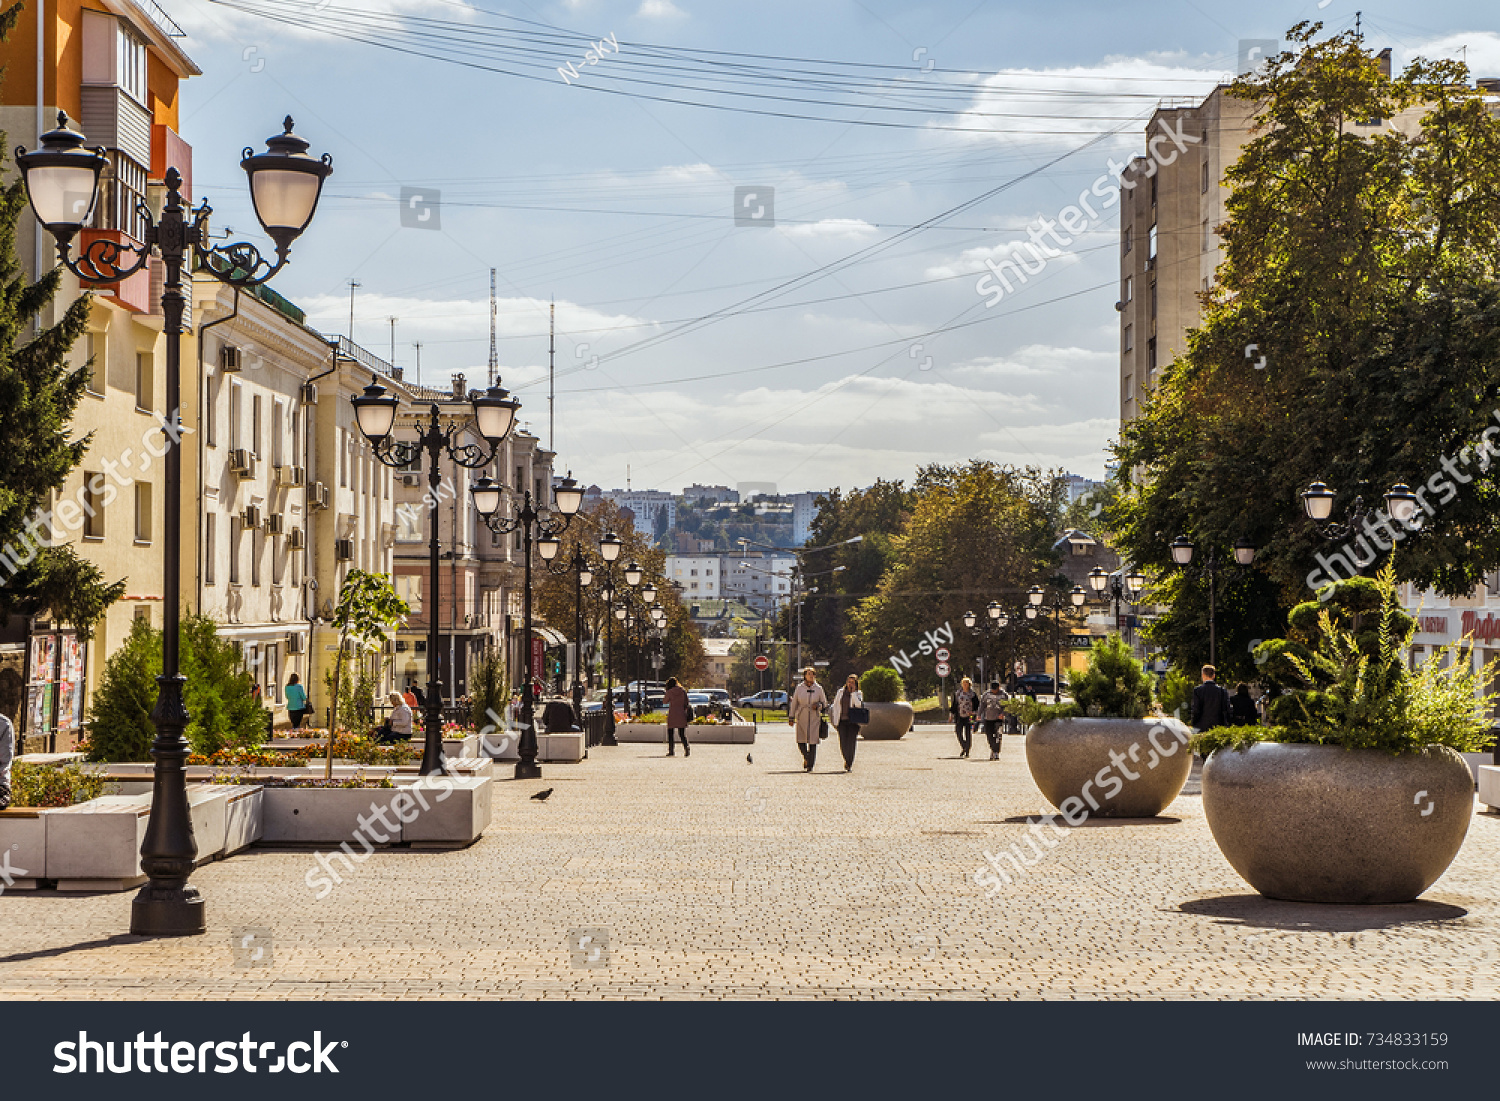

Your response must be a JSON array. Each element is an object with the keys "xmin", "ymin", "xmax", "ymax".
[
  {"xmin": 0, "ymin": 709, "xmax": 13, "ymax": 811},
  {"xmin": 828, "ymin": 672, "xmax": 867, "ymax": 772},
  {"xmin": 1230, "ymin": 682, "xmax": 1258, "ymax": 726},
  {"xmin": 285, "ymin": 672, "xmax": 311, "ymax": 731},
  {"xmin": 663, "ymin": 676, "xmax": 692, "ymax": 757},
  {"xmin": 1189, "ymin": 665, "xmax": 1233, "ymax": 733},
  {"xmin": 950, "ymin": 676, "xmax": 979, "ymax": 758},
  {"xmin": 788, "ymin": 666, "xmax": 828, "ymax": 772},
  {"xmin": 978, "ymin": 680, "xmax": 1007, "ymax": 759}
]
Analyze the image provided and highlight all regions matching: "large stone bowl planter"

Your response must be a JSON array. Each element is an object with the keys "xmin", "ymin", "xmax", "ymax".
[
  {"xmin": 1202, "ymin": 743, "xmax": 1473, "ymax": 904},
  {"xmin": 1025, "ymin": 717, "xmax": 1193, "ymax": 818},
  {"xmin": 860, "ymin": 702, "xmax": 915, "ymax": 740}
]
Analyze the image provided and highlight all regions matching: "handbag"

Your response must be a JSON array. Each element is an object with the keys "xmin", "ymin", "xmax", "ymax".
[
  {"xmin": 818, "ymin": 717, "xmax": 829, "ymax": 739},
  {"xmin": 850, "ymin": 706, "xmax": 871, "ymax": 725}
]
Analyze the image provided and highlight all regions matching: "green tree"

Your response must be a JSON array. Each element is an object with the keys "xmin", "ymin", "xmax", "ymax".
[
  {"xmin": 324, "ymin": 569, "xmax": 408, "ymax": 777},
  {"xmin": 0, "ymin": 3, "xmax": 123, "ymax": 636},
  {"xmin": 1116, "ymin": 25, "xmax": 1500, "ymax": 667},
  {"xmin": 85, "ymin": 616, "xmax": 263, "ymax": 761},
  {"xmin": 469, "ymin": 644, "xmax": 506, "ymax": 730}
]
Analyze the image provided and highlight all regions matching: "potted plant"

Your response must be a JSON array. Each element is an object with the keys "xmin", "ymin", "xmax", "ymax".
[
  {"xmin": 1015, "ymin": 634, "xmax": 1193, "ymax": 818},
  {"xmin": 1197, "ymin": 564, "xmax": 1489, "ymax": 904},
  {"xmin": 859, "ymin": 667, "xmax": 914, "ymax": 740}
]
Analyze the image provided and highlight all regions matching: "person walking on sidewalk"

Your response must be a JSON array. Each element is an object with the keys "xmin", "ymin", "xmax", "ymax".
[
  {"xmin": 0, "ymin": 710, "xmax": 13, "ymax": 811},
  {"xmin": 788, "ymin": 666, "xmax": 828, "ymax": 772},
  {"xmin": 828, "ymin": 672, "xmax": 866, "ymax": 772},
  {"xmin": 950, "ymin": 676, "xmax": 979, "ymax": 758},
  {"xmin": 1190, "ymin": 665, "xmax": 1232, "ymax": 732},
  {"xmin": 978, "ymin": 681, "xmax": 1007, "ymax": 759},
  {"xmin": 285, "ymin": 673, "xmax": 311, "ymax": 731},
  {"xmin": 663, "ymin": 676, "xmax": 691, "ymax": 757},
  {"xmin": 1230, "ymin": 682, "xmax": 1258, "ymax": 726}
]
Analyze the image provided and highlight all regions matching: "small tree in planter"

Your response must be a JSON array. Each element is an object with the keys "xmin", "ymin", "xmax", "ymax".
[
  {"xmin": 324, "ymin": 570, "xmax": 409, "ymax": 779},
  {"xmin": 858, "ymin": 666, "xmax": 913, "ymax": 739},
  {"xmin": 1018, "ymin": 634, "xmax": 1193, "ymax": 818},
  {"xmin": 1198, "ymin": 563, "xmax": 1491, "ymax": 903}
]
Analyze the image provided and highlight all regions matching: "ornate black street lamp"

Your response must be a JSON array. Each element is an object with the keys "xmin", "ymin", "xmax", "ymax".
[
  {"xmin": 595, "ymin": 531, "xmax": 623, "ymax": 743},
  {"xmin": 470, "ymin": 472, "xmax": 586, "ymax": 778},
  {"xmin": 1025, "ymin": 584, "xmax": 1087, "ymax": 702},
  {"xmin": 1087, "ymin": 565, "xmax": 1148, "ymax": 646},
  {"xmin": 353, "ymin": 380, "xmax": 519, "ymax": 775},
  {"xmin": 1167, "ymin": 537, "xmax": 1256, "ymax": 667},
  {"xmin": 1301, "ymin": 481, "xmax": 1420, "ymax": 540},
  {"xmin": 962, "ymin": 600, "xmax": 1004, "ymax": 685},
  {"xmin": 17, "ymin": 114, "xmax": 333, "ymax": 937},
  {"xmin": 540, "ymin": 536, "xmax": 593, "ymax": 716}
]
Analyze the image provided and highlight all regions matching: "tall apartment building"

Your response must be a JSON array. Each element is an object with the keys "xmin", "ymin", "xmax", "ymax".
[
  {"xmin": 789, "ymin": 490, "xmax": 826, "ymax": 545},
  {"xmin": 1118, "ymin": 50, "xmax": 1429, "ymax": 424},
  {"xmin": 665, "ymin": 554, "xmax": 723, "ymax": 598},
  {"xmin": 601, "ymin": 488, "xmax": 674, "ymax": 539},
  {"xmin": 0, "ymin": 1, "xmax": 199, "ymax": 749},
  {"xmin": 683, "ymin": 484, "xmax": 738, "ymax": 506}
]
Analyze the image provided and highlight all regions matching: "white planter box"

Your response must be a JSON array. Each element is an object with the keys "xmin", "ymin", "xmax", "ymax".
[
  {"xmin": 400, "ymin": 777, "xmax": 492, "ymax": 848},
  {"xmin": 0, "ymin": 811, "xmax": 47, "ymax": 889},
  {"xmin": 44, "ymin": 794, "xmax": 151, "ymax": 888},
  {"xmin": 480, "ymin": 732, "xmax": 584, "ymax": 761},
  {"xmin": 260, "ymin": 787, "xmax": 405, "ymax": 845},
  {"xmin": 223, "ymin": 786, "xmax": 264, "ymax": 855},
  {"xmin": 1479, "ymin": 765, "xmax": 1500, "ymax": 811},
  {"xmin": 406, "ymin": 735, "xmax": 479, "ymax": 760},
  {"xmin": 187, "ymin": 785, "xmax": 232, "ymax": 863},
  {"xmin": 612, "ymin": 722, "xmax": 756, "ymax": 744}
]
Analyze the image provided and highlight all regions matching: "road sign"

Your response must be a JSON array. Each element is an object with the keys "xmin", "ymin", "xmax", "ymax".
[
  {"xmin": 753, "ymin": 655, "xmax": 770, "ymax": 671},
  {"xmin": 935, "ymin": 647, "xmax": 950, "ymax": 661},
  {"xmin": 935, "ymin": 661, "xmax": 951, "ymax": 677}
]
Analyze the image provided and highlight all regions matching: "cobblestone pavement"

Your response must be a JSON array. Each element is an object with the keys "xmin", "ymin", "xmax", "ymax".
[{"xmin": 2, "ymin": 724, "xmax": 1496, "ymax": 1000}]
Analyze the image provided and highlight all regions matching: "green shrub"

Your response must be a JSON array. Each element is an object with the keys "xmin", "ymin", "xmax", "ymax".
[
  {"xmin": 859, "ymin": 666, "xmax": 904, "ymax": 703},
  {"xmin": 1066, "ymin": 634, "xmax": 1154, "ymax": 719},
  {"xmin": 11, "ymin": 761, "xmax": 105, "ymax": 807},
  {"xmin": 86, "ymin": 616, "xmax": 265, "ymax": 762},
  {"xmin": 1202, "ymin": 562, "xmax": 1494, "ymax": 756},
  {"xmin": 1158, "ymin": 668, "xmax": 1194, "ymax": 715},
  {"xmin": 470, "ymin": 646, "xmax": 506, "ymax": 730}
]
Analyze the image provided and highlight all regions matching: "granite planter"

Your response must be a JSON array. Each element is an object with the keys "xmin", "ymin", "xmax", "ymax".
[
  {"xmin": 1025, "ymin": 716, "xmax": 1193, "ymax": 818},
  {"xmin": 1202, "ymin": 743, "xmax": 1473, "ymax": 904},
  {"xmin": 860, "ymin": 702, "xmax": 915, "ymax": 740},
  {"xmin": 611, "ymin": 723, "xmax": 756, "ymax": 744}
]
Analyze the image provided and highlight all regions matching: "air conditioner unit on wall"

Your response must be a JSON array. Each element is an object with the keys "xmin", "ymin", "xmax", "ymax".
[
  {"xmin": 229, "ymin": 449, "xmax": 255, "ymax": 478},
  {"xmin": 401, "ymin": 473, "xmax": 422, "ymax": 487},
  {"xmin": 241, "ymin": 504, "xmax": 261, "ymax": 528},
  {"xmin": 289, "ymin": 527, "xmax": 305, "ymax": 549},
  {"xmin": 300, "ymin": 382, "xmax": 319, "ymax": 404},
  {"xmin": 309, "ymin": 483, "xmax": 330, "ymax": 510},
  {"xmin": 335, "ymin": 538, "xmax": 354, "ymax": 561},
  {"xmin": 220, "ymin": 346, "xmax": 242, "ymax": 372},
  {"xmin": 286, "ymin": 634, "xmax": 304, "ymax": 654},
  {"xmin": 265, "ymin": 514, "xmax": 285, "ymax": 536},
  {"xmin": 275, "ymin": 464, "xmax": 305, "ymax": 488}
]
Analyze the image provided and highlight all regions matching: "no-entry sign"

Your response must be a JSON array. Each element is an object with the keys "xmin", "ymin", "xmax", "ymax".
[
  {"xmin": 753, "ymin": 655, "xmax": 770, "ymax": 671},
  {"xmin": 935, "ymin": 661, "xmax": 951, "ymax": 678},
  {"xmin": 935, "ymin": 647, "xmax": 950, "ymax": 662}
]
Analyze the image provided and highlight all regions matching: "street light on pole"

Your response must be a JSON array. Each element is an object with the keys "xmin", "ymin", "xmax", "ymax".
[
  {"xmin": 1167, "ymin": 537, "xmax": 1256, "ymax": 667},
  {"xmin": 1025, "ymin": 584, "xmax": 1086, "ymax": 702},
  {"xmin": 17, "ymin": 113, "xmax": 333, "ymax": 937},
  {"xmin": 469, "ymin": 471, "xmax": 586, "ymax": 778}
]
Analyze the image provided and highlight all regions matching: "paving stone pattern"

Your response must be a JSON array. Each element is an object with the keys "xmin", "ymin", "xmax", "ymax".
[{"xmin": 1, "ymin": 725, "xmax": 1496, "ymax": 1000}]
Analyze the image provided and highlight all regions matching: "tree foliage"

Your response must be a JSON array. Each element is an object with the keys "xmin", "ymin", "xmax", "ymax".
[
  {"xmin": 1067, "ymin": 634, "xmax": 1155, "ymax": 719},
  {"xmin": 0, "ymin": 3, "xmax": 124, "ymax": 636},
  {"xmin": 85, "ymin": 616, "xmax": 264, "ymax": 761},
  {"xmin": 1115, "ymin": 24, "xmax": 1500, "ymax": 669},
  {"xmin": 324, "ymin": 569, "xmax": 408, "ymax": 776}
]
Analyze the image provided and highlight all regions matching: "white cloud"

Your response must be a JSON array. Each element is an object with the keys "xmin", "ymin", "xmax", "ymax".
[
  {"xmin": 171, "ymin": 0, "xmax": 474, "ymax": 43},
  {"xmin": 1407, "ymin": 32, "xmax": 1500, "ymax": 79},
  {"xmin": 781, "ymin": 218, "xmax": 879, "ymax": 241},
  {"xmin": 634, "ymin": 0, "xmax": 686, "ymax": 19}
]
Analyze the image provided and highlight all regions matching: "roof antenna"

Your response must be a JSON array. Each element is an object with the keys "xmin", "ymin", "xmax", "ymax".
[{"xmin": 1354, "ymin": 10, "xmax": 1362, "ymax": 40}]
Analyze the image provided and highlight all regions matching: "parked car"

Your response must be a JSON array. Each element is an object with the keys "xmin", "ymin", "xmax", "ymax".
[
  {"xmin": 736, "ymin": 690, "xmax": 789, "ymax": 710},
  {"xmin": 1015, "ymin": 673, "xmax": 1056, "ymax": 697},
  {"xmin": 703, "ymin": 689, "xmax": 732, "ymax": 706}
]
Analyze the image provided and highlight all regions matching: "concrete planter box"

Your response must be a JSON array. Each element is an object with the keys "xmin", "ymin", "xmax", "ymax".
[
  {"xmin": 612, "ymin": 723, "xmax": 756, "ymax": 744},
  {"xmin": 481, "ymin": 732, "xmax": 587, "ymax": 761},
  {"xmin": 407, "ymin": 734, "xmax": 479, "ymax": 760},
  {"xmin": 400, "ymin": 777, "xmax": 492, "ymax": 848},
  {"xmin": 1479, "ymin": 765, "xmax": 1500, "ymax": 811},
  {"xmin": 224, "ymin": 786, "xmax": 265, "ymax": 855},
  {"xmin": 260, "ymin": 787, "xmax": 405, "ymax": 845},
  {"xmin": 43, "ymin": 795, "xmax": 151, "ymax": 888},
  {"xmin": 0, "ymin": 810, "xmax": 47, "ymax": 889},
  {"xmin": 1203, "ymin": 743, "xmax": 1474, "ymax": 904},
  {"xmin": 1025, "ymin": 717, "xmax": 1193, "ymax": 818},
  {"xmin": 860, "ymin": 702, "xmax": 914, "ymax": 740}
]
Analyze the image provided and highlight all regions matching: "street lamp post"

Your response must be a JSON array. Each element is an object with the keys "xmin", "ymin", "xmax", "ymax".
[
  {"xmin": 1168, "ymin": 537, "xmax": 1256, "ymax": 667},
  {"xmin": 1026, "ymin": 584, "xmax": 1087, "ymax": 702},
  {"xmin": 353, "ymin": 382, "xmax": 520, "ymax": 775},
  {"xmin": 962, "ymin": 600, "xmax": 1003, "ymax": 685},
  {"xmin": 1087, "ymin": 566, "xmax": 1147, "ymax": 647},
  {"xmin": 540, "ymin": 537, "xmax": 592, "ymax": 718},
  {"xmin": 596, "ymin": 531, "xmax": 622, "ymax": 742},
  {"xmin": 17, "ymin": 113, "xmax": 333, "ymax": 937},
  {"xmin": 1301, "ymin": 482, "xmax": 1420, "ymax": 542},
  {"xmin": 470, "ymin": 473, "xmax": 586, "ymax": 778}
]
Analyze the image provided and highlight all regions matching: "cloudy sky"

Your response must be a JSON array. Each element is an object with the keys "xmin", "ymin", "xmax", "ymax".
[{"xmin": 170, "ymin": 0, "xmax": 1500, "ymax": 495}]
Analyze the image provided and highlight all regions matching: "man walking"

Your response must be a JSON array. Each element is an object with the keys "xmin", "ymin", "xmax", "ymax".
[
  {"xmin": 0, "ymin": 709, "xmax": 14, "ymax": 810},
  {"xmin": 1189, "ymin": 664, "xmax": 1232, "ymax": 732}
]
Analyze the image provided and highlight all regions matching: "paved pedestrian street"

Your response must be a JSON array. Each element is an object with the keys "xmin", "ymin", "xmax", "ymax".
[{"xmin": 2, "ymin": 726, "xmax": 1496, "ymax": 1000}]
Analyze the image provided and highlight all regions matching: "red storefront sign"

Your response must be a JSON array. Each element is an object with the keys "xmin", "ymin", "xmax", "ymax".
[
  {"xmin": 1416, "ymin": 615, "xmax": 1449, "ymax": 636},
  {"xmin": 531, "ymin": 635, "xmax": 546, "ymax": 678},
  {"xmin": 1460, "ymin": 611, "xmax": 1500, "ymax": 643}
]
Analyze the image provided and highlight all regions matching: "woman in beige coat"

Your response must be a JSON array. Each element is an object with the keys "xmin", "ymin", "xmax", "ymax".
[{"xmin": 788, "ymin": 666, "xmax": 828, "ymax": 772}]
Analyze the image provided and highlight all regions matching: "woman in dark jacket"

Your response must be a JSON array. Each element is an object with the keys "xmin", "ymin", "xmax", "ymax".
[
  {"xmin": 949, "ymin": 677, "xmax": 979, "ymax": 758},
  {"xmin": 663, "ymin": 676, "xmax": 691, "ymax": 756},
  {"xmin": 1230, "ymin": 683, "xmax": 1258, "ymax": 726}
]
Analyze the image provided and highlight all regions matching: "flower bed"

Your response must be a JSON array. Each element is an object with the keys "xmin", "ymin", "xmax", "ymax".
[
  {"xmin": 188, "ymin": 747, "xmax": 305, "ymax": 769},
  {"xmin": 288, "ymin": 734, "xmax": 419, "ymax": 766},
  {"xmin": 628, "ymin": 712, "xmax": 735, "ymax": 725},
  {"xmin": 10, "ymin": 761, "xmax": 107, "ymax": 808},
  {"xmin": 211, "ymin": 772, "xmax": 394, "ymax": 789}
]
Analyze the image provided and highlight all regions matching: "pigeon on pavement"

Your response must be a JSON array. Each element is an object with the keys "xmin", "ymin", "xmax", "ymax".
[
  {"xmin": 746, "ymin": 753, "xmax": 753, "ymax": 764},
  {"xmin": 530, "ymin": 788, "xmax": 554, "ymax": 801}
]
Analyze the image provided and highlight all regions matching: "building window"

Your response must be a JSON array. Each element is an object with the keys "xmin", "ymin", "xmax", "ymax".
[
  {"xmin": 1149, "ymin": 173, "xmax": 1157, "ymax": 206},
  {"xmin": 252, "ymin": 393, "xmax": 263, "ymax": 458},
  {"xmin": 1122, "ymin": 276, "xmax": 1132, "ymax": 304},
  {"xmin": 1123, "ymin": 325, "xmax": 1133, "ymax": 353},
  {"xmin": 134, "ymin": 482, "xmax": 152, "ymax": 543},
  {"xmin": 229, "ymin": 517, "xmax": 241, "ymax": 584},
  {"xmin": 99, "ymin": 152, "xmax": 148, "ymax": 241},
  {"xmin": 272, "ymin": 400, "xmax": 284, "ymax": 468},
  {"xmin": 229, "ymin": 383, "xmax": 242, "ymax": 451},
  {"xmin": 1202, "ymin": 219, "xmax": 1211, "ymax": 252},
  {"xmin": 83, "ymin": 472, "xmax": 104, "ymax": 539},
  {"xmin": 77, "ymin": 331, "xmax": 105, "ymax": 394},
  {"xmin": 1147, "ymin": 338, "xmax": 1158, "ymax": 372},
  {"xmin": 117, "ymin": 24, "xmax": 147, "ymax": 104},
  {"xmin": 134, "ymin": 605, "xmax": 151, "ymax": 624},
  {"xmin": 340, "ymin": 430, "xmax": 348, "ymax": 487},
  {"xmin": 252, "ymin": 526, "xmax": 262, "ymax": 587},
  {"xmin": 1123, "ymin": 225, "xmax": 1132, "ymax": 254},
  {"xmin": 1150, "ymin": 281, "xmax": 1157, "ymax": 318},
  {"xmin": 1148, "ymin": 224, "xmax": 1158, "ymax": 261},
  {"xmin": 1201, "ymin": 160, "xmax": 1210, "ymax": 193},
  {"xmin": 135, "ymin": 352, "xmax": 154, "ymax": 413},
  {"xmin": 205, "ymin": 514, "xmax": 216, "ymax": 585},
  {"xmin": 1123, "ymin": 374, "xmax": 1134, "ymax": 401}
]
